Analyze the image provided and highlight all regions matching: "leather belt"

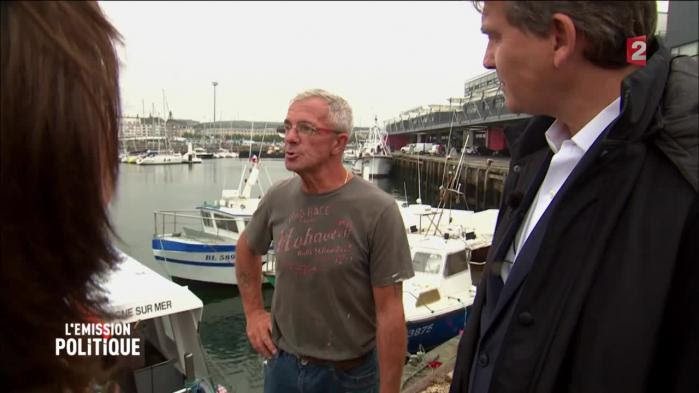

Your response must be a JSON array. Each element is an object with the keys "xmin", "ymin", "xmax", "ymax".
[{"xmin": 298, "ymin": 351, "xmax": 370, "ymax": 372}]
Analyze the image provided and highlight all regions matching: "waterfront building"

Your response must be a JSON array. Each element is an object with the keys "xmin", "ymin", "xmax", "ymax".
[{"xmin": 385, "ymin": 4, "xmax": 692, "ymax": 156}]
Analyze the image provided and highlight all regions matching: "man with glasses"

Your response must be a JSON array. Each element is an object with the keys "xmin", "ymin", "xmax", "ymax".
[{"xmin": 236, "ymin": 89, "xmax": 414, "ymax": 393}]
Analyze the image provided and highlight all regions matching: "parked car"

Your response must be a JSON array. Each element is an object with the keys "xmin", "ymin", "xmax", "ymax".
[
  {"xmin": 400, "ymin": 143, "xmax": 436, "ymax": 155},
  {"xmin": 429, "ymin": 144, "xmax": 446, "ymax": 156}
]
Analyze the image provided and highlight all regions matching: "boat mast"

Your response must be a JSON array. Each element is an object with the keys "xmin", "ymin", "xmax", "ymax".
[{"xmin": 162, "ymin": 89, "xmax": 169, "ymax": 152}]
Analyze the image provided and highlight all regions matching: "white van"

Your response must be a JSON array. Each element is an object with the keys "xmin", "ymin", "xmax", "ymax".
[{"xmin": 412, "ymin": 143, "xmax": 434, "ymax": 154}]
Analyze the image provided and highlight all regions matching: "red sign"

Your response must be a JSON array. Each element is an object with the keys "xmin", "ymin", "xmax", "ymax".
[{"xmin": 627, "ymin": 35, "xmax": 647, "ymax": 66}]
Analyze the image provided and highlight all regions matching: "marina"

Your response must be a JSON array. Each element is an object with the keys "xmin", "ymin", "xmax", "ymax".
[
  {"xmin": 102, "ymin": 3, "xmax": 691, "ymax": 390},
  {"xmin": 111, "ymin": 155, "xmax": 499, "ymax": 392}
]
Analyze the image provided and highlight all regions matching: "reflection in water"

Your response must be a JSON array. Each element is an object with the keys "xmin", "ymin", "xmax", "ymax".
[{"xmin": 196, "ymin": 284, "xmax": 274, "ymax": 391}]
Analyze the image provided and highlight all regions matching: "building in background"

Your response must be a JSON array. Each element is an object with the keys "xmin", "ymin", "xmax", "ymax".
[
  {"xmin": 385, "ymin": 3, "xmax": 695, "ymax": 156},
  {"xmin": 666, "ymin": 0, "xmax": 698, "ymax": 57}
]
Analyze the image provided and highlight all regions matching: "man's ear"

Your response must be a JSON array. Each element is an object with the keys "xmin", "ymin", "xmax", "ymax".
[
  {"xmin": 333, "ymin": 133, "xmax": 349, "ymax": 155},
  {"xmin": 550, "ymin": 13, "xmax": 577, "ymax": 68}
]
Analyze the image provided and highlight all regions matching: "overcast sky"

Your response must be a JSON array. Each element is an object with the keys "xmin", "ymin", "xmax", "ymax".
[
  {"xmin": 99, "ymin": 1, "xmax": 489, "ymax": 127},
  {"xmin": 100, "ymin": 1, "xmax": 669, "ymax": 128}
]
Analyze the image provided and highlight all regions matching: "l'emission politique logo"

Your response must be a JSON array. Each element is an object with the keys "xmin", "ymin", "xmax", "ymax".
[{"xmin": 56, "ymin": 322, "xmax": 140, "ymax": 356}]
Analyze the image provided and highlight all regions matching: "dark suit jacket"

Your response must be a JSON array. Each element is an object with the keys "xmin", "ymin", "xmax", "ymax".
[{"xmin": 450, "ymin": 46, "xmax": 699, "ymax": 393}]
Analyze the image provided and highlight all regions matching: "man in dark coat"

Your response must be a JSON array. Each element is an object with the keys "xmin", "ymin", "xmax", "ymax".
[{"xmin": 450, "ymin": 2, "xmax": 698, "ymax": 393}]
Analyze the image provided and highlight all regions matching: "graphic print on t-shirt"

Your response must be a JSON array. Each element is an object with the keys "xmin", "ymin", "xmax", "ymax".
[{"xmin": 274, "ymin": 203, "xmax": 356, "ymax": 277}]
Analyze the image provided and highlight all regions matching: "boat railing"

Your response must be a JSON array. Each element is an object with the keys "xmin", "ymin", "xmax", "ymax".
[
  {"xmin": 153, "ymin": 210, "xmax": 201, "ymax": 237},
  {"xmin": 153, "ymin": 210, "xmax": 243, "ymax": 241},
  {"xmin": 262, "ymin": 250, "xmax": 276, "ymax": 277}
]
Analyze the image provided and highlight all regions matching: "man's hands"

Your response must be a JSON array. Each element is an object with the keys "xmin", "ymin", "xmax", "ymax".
[
  {"xmin": 236, "ymin": 232, "xmax": 276, "ymax": 358},
  {"xmin": 245, "ymin": 308, "xmax": 277, "ymax": 358}
]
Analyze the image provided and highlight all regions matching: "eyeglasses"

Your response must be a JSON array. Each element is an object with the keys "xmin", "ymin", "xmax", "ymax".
[{"xmin": 277, "ymin": 121, "xmax": 338, "ymax": 137}]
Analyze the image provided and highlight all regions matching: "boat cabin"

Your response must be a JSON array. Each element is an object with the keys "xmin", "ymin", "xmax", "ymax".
[{"xmin": 101, "ymin": 251, "xmax": 218, "ymax": 392}]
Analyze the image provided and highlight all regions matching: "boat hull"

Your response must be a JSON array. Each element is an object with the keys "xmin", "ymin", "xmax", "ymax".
[
  {"xmin": 353, "ymin": 155, "xmax": 392, "ymax": 178},
  {"xmin": 137, "ymin": 155, "xmax": 183, "ymax": 165},
  {"xmin": 406, "ymin": 306, "xmax": 469, "ymax": 353},
  {"xmin": 152, "ymin": 237, "xmax": 237, "ymax": 285}
]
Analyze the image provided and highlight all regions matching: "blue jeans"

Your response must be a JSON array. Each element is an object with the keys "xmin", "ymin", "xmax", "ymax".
[{"xmin": 263, "ymin": 349, "xmax": 379, "ymax": 393}]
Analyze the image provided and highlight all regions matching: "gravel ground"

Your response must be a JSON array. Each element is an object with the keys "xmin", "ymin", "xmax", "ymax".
[{"xmin": 417, "ymin": 373, "xmax": 452, "ymax": 393}]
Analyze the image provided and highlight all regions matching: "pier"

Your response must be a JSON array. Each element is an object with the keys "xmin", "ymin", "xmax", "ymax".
[{"xmin": 391, "ymin": 153, "xmax": 509, "ymax": 211}]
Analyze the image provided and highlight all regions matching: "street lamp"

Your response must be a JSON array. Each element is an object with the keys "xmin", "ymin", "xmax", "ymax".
[{"xmin": 212, "ymin": 81, "xmax": 218, "ymax": 125}]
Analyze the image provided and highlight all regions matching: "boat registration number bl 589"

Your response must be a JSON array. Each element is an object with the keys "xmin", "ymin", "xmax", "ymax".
[{"xmin": 205, "ymin": 253, "xmax": 235, "ymax": 261}]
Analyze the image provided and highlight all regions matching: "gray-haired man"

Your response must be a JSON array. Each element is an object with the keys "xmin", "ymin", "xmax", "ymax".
[{"xmin": 236, "ymin": 89, "xmax": 415, "ymax": 393}]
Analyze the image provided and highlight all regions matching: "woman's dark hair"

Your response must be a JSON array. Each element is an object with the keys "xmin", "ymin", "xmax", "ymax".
[
  {"xmin": 474, "ymin": 1, "xmax": 658, "ymax": 69},
  {"xmin": 1, "ymin": 1, "xmax": 122, "ymax": 390}
]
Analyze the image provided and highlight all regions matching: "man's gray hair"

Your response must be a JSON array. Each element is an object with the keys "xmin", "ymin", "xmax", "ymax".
[{"xmin": 291, "ymin": 89, "xmax": 354, "ymax": 134}]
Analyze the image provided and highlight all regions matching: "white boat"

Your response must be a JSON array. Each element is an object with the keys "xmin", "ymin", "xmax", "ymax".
[
  {"xmin": 137, "ymin": 150, "xmax": 184, "ymax": 165},
  {"xmin": 182, "ymin": 142, "xmax": 203, "ymax": 164},
  {"xmin": 193, "ymin": 147, "xmax": 214, "ymax": 159},
  {"xmin": 152, "ymin": 159, "xmax": 267, "ymax": 285},
  {"xmin": 400, "ymin": 206, "xmax": 496, "ymax": 353},
  {"xmin": 403, "ymin": 233, "xmax": 478, "ymax": 353},
  {"xmin": 121, "ymin": 151, "xmax": 146, "ymax": 164},
  {"xmin": 183, "ymin": 153, "xmax": 203, "ymax": 164},
  {"xmin": 399, "ymin": 203, "xmax": 495, "ymax": 245},
  {"xmin": 102, "ymin": 251, "xmax": 224, "ymax": 392},
  {"xmin": 343, "ymin": 148, "xmax": 358, "ymax": 163},
  {"xmin": 213, "ymin": 148, "xmax": 239, "ymax": 159},
  {"xmin": 351, "ymin": 117, "xmax": 393, "ymax": 179}
]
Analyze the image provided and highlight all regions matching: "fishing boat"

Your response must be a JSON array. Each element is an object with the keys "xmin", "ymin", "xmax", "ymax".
[
  {"xmin": 151, "ymin": 158, "xmax": 269, "ymax": 285},
  {"xmin": 397, "ymin": 141, "xmax": 497, "ymax": 353},
  {"xmin": 103, "ymin": 250, "xmax": 225, "ymax": 392},
  {"xmin": 403, "ymin": 231, "xmax": 481, "ymax": 353},
  {"xmin": 343, "ymin": 148, "xmax": 358, "ymax": 164},
  {"xmin": 351, "ymin": 117, "xmax": 393, "ymax": 179}
]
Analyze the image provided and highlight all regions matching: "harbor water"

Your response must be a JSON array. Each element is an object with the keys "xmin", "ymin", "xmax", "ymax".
[{"xmin": 110, "ymin": 158, "xmax": 396, "ymax": 392}]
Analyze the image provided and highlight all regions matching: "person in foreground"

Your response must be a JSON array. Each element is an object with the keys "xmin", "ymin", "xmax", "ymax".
[
  {"xmin": 0, "ymin": 1, "xmax": 123, "ymax": 391},
  {"xmin": 450, "ymin": 1, "xmax": 698, "ymax": 393},
  {"xmin": 236, "ymin": 89, "xmax": 414, "ymax": 393}
]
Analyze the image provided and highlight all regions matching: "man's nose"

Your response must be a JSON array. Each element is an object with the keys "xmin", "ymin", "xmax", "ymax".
[
  {"xmin": 284, "ymin": 126, "xmax": 299, "ymax": 144},
  {"xmin": 483, "ymin": 46, "xmax": 495, "ymax": 69}
]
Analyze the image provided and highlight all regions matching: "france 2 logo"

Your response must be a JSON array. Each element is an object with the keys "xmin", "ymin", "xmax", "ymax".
[{"xmin": 627, "ymin": 36, "xmax": 647, "ymax": 66}]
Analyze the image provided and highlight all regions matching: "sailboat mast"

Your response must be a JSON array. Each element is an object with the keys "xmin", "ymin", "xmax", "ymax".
[{"xmin": 162, "ymin": 89, "xmax": 168, "ymax": 151}]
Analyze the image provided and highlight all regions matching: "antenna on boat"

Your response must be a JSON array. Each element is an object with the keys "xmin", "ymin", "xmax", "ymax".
[
  {"xmin": 417, "ymin": 151, "xmax": 422, "ymax": 203},
  {"xmin": 162, "ymin": 89, "xmax": 169, "ymax": 152},
  {"xmin": 248, "ymin": 121, "xmax": 254, "ymax": 160},
  {"xmin": 403, "ymin": 182, "xmax": 409, "ymax": 206},
  {"xmin": 237, "ymin": 162, "xmax": 247, "ymax": 195},
  {"xmin": 257, "ymin": 122, "xmax": 267, "ymax": 158}
]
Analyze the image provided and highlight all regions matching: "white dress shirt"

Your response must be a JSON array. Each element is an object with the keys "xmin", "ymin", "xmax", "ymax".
[{"xmin": 501, "ymin": 97, "xmax": 621, "ymax": 282}]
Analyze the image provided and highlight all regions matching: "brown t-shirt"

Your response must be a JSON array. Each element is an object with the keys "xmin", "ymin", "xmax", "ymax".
[{"xmin": 244, "ymin": 175, "xmax": 414, "ymax": 360}]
